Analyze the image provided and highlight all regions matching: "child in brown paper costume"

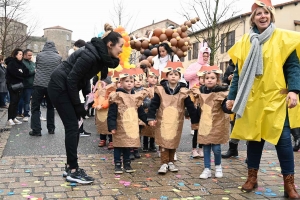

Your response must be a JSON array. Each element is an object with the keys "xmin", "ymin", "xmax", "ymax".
[
  {"xmin": 191, "ymin": 66, "xmax": 232, "ymax": 179},
  {"xmin": 107, "ymin": 69, "xmax": 148, "ymax": 174},
  {"xmin": 147, "ymin": 61, "xmax": 199, "ymax": 174},
  {"xmin": 141, "ymin": 68, "xmax": 159, "ymax": 152},
  {"xmin": 94, "ymin": 71, "xmax": 120, "ymax": 149}
]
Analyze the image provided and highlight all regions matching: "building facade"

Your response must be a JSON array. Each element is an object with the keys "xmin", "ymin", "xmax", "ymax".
[{"xmin": 183, "ymin": 0, "xmax": 300, "ymax": 72}]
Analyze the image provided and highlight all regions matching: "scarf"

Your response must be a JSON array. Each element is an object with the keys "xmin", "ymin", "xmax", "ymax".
[
  {"xmin": 232, "ymin": 23, "xmax": 276, "ymax": 119},
  {"xmin": 90, "ymin": 37, "xmax": 120, "ymax": 79},
  {"xmin": 154, "ymin": 55, "xmax": 170, "ymax": 73}
]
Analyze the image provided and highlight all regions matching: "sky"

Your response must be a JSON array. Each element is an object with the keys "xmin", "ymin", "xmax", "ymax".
[{"xmin": 27, "ymin": 0, "xmax": 289, "ymax": 42}]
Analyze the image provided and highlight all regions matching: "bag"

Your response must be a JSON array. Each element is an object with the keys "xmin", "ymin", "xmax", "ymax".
[{"xmin": 11, "ymin": 82, "xmax": 24, "ymax": 91}]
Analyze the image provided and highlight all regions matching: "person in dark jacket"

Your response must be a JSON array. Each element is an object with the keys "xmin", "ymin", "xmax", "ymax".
[
  {"xmin": 17, "ymin": 49, "xmax": 35, "ymax": 122},
  {"xmin": 5, "ymin": 48, "xmax": 29, "ymax": 125},
  {"xmin": 0, "ymin": 55, "xmax": 8, "ymax": 108},
  {"xmin": 222, "ymin": 59, "xmax": 235, "ymax": 85},
  {"xmin": 47, "ymin": 23, "xmax": 122, "ymax": 184},
  {"xmin": 29, "ymin": 41, "xmax": 62, "ymax": 137}
]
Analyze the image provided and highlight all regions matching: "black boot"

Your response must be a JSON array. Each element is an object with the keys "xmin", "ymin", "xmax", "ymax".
[
  {"xmin": 133, "ymin": 149, "xmax": 141, "ymax": 158},
  {"xmin": 222, "ymin": 142, "xmax": 238, "ymax": 158},
  {"xmin": 143, "ymin": 136, "xmax": 149, "ymax": 152},
  {"xmin": 114, "ymin": 161, "xmax": 123, "ymax": 174},
  {"xmin": 123, "ymin": 160, "xmax": 134, "ymax": 173},
  {"xmin": 291, "ymin": 128, "xmax": 300, "ymax": 152}
]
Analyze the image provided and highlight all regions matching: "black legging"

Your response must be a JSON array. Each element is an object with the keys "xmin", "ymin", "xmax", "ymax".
[
  {"xmin": 100, "ymin": 134, "xmax": 112, "ymax": 142},
  {"xmin": 7, "ymin": 86, "xmax": 23, "ymax": 120},
  {"xmin": 192, "ymin": 130, "xmax": 203, "ymax": 149}
]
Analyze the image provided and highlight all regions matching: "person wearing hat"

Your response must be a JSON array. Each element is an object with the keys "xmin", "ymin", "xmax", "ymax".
[
  {"xmin": 147, "ymin": 61, "xmax": 198, "ymax": 174},
  {"xmin": 226, "ymin": 0, "xmax": 300, "ymax": 198}
]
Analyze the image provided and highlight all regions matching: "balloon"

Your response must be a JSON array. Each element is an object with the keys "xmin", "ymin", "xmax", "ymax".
[
  {"xmin": 172, "ymin": 32, "xmax": 179, "ymax": 38},
  {"xmin": 135, "ymin": 41, "xmax": 142, "ymax": 49},
  {"xmin": 165, "ymin": 29, "xmax": 173, "ymax": 37},
  {"xmin": 181, "ymin": 25, "xmax": 187, "ymax": 32},
  {"xmin": 147, "ymin": 56, "xmax": 153, "ymax": 63},
  {"xmin": 196, "ymin": 17, "xmax": 200, "ymax": 21},
  {"xmin": 177, "ymin": 27, "xmax": 182, "ymax": 35},
  {"xmin": 144, "ymin": 49, "xmax": 151, "ymax": 57},
  {"xmin": 176, "ymin": 49, "xmax": 184, "ymax": 57},
  {"xmin": 141, "ymin": 40, "xmax": 149, "ymax": 49},
  {"xmin": 171, "ymin": 46, "xmax": 177, "ymax": 53},
  {"xmin": 159, "ymin": 34, "xmax": 167, "ymax": 42},
  {"xmin": 153, "ymin": 28, "xmax": 162, "ymax": 37},
  {"xmin": 183, "ymin": 51, "xmax": 188, "ymax": 57},
  {"xmin": 191, "ymin": 19, "xmax": 197, "ymax": 24},
  {"xmin": 177, "ymin": 39, "xmax": 185, "ymax": 47},
  {"xmin": 170, "ymin": 38, "xmax": 177, "ymax": 46},
  {"xmin": 181, "ymin": 45, "xmax": 188, "ymax": 52},
  {"xmin": 151, "ymin": 48, "xmax": 158, "ymax": 56},
  {"xmin": 150, "ymin": 36, "xmax": 160, "ymax": 45},
  {"xmin": 186, "ymin": 21, "xmax": 192, "ymax": 28},
  {"xmin": 140, "ymin": 48, "xmax": 145, "ymax": 54},
  {"xmin": 123, "ymin": 35, "xmax": 130, "ymax": 42},
  {"xmin": 130, "ymin": 40, "xmax": 135, "ymax": 49},
  {"xmin": 181, "ymin": 32, "xmax": 188, "ymax": 38}
]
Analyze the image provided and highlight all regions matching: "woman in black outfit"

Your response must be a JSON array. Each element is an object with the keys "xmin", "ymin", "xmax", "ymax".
[
  {"xmin": 47, "ymin": 24, "xmax": 123, "ymax": 184},
  {"xmin": 5, "ymin": 48, "xmax": 29, "ymax": 125}
]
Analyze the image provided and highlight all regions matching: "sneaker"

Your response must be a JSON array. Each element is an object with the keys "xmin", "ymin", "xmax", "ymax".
[
  {"xmin": 13, "ymin": 118, "xmax": 22, "ymax": 124},
  {"xmin": 16, "ymin": 114, "xmax": 24, "ymax": 119},
  {"xmin": 80, "ymin": 130, "xmax": 91, "ymax": 137},
  {"xmin": 63, "ymin": 164, "xmax": 70, "ymax": 177},
  {"xmin": 40, "ymin": 115, "xmax": 46, "ymax": 121},
  {"xmin": 158, "ymin": 163, "xmax": 168, "ymax": 174},
  {"xmin": 66, "ymin": 168, "xmax": 94, "ymax": 184},
  {"xmin": 168, "ymin": 162, "xmax": 178, "ymax": 172},
  {"xmin": 7, "ymin": 119, "xmax": 15, "ymax": 126},
  {"xmin": 198, "ymin": 148, "xmax": 204, "ymax": 158},
  {"xmin": 124, "ymin": 161, "xmax": 134, "ymax": 173},
  {"xmin": 114, "ymin": 162, "xmax": 123, "ymax": 174},
  {"xmin": 199, "ymin": 168, "xmax": 212, "ymax": 179},
  {"xmin": 48, "ymin": 129, "xmax": 55, "ymax": 134},
  {"xmin": 215, "ymin": 165, "xmax": 223, "ymax": 178},
  {"xmin": 149, "ymin": 146, "xmax": 157, "ymax": 152},
  {"xmin": 192, "ymin": 149, "xmax": 201, "ymax": 158},
  {"xmin": 23, "ymin": 116, "xmax": 29, "ymax": 122},
  {"xmin": 29, "ymin": 131, "xmax": 42, "ymax": 136},
  {"xmin": 129, "ymin": 153, "xmax": 135, "ymax": 160},
  {"xmin": 174, "ymin": 152, "xmax": 177, "ymax": 161},
  {"xmin": 133, "ymin": 150, "xmax": 141, "ymax": 158},
  {"xmin": 190, "ymin": 130, "xmax": 194, "ymax": 135},
  {"xmin": 98, "ymin": 140, "xmax": 106, "ymax": 147}
]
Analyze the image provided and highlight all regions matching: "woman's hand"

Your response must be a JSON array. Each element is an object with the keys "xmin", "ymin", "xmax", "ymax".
[
  {"xmin": 226, "ymin": 100, "xmax": 235, "ymax": 110},
  {"xmin": 111, "ymin": 129, "xmax": 116, "ymax": 134},
  {"xmin": 287, "ymin": 92, "xmax": 298, "ymax": 109}
]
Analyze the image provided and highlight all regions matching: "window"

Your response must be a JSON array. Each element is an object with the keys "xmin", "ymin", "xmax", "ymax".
[
  {"xmin": 27, "ymin": 44, "xmax": 32, "ymax": 49},
  {"xmin": 33, "ymin": 44, "xmax": 38, "ymax": 52},
  {"xmin": 226, "ymin": 31, "xmax": 235, "ymax": 51},
  {"xmin": 192, "ymin": 42, "xmax": 199, "ymax": 59},
  {"xmin": 66, "ymin": 34, "xmax": 70, "ymax": 41},
  {"xmin": 220, "ymin": 33, "xmax": 225, "ymax": 54},
  {"xmin": 180, "ymin": 57, "xmax": 185, "ymax": 62},
  {"xmin": 188, "ymin": 50, "xmax": 191, "ymax": 61}
]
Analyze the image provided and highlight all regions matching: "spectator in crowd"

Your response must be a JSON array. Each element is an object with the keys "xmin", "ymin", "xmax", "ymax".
[
  {"xmin": 29, "ymin": 41, "xmax": 62, "ymax": 136},
  {"xmin": 5, "ymin": 48, "xmax": 29, "ymax": 125},
  {"xmin": 17, "ymin": 49, "xmax": 35, "ymax": 122},
  {"xmin": 0, "ymin": 55, "xmax": 8, "ymax": 109},
  {"xmin": 222, "ymin": 59, "xmax": 235, "ymax": 85}
]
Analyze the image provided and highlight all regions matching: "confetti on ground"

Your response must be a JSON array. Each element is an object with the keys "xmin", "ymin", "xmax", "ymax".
[
  {"xmin": 145, "ymin": 154, "xmax": 151, "ymax": 158},
  {"xmin": 7, "ymin": 192, "xmax": 14, "ymax": 196},
  {"xmin": 224, "ymin": 190, "xmax": 230, "ymax": 193},
  {"xmin": 160, "ymin": 195, "xmax": 168, "ymax": 199},
  {"xmin": 195, "ymin": 162, "xmax": 201, "ymax": 165},
  {"xmin": 194, "ymin": 196, "xmax": 202, "ymax": 199},
  {"xmin": 142, "ymin": 187, "xmax": 150, "ymax": 191},
  {"xmin": 222, "ymin": 197, "xmax": 229, "ymax": 200},
  {"xmin": 255, "ymin": 191, "xmax": 262, "ymax": 195},
  {"xmin": 21, "ymin": 183, "xmax": 27, "ymax": 186},
  {"xmin": 146, "ymin": 177, "xmax": 152, "ymax": 181},
  {"xmin": 133, "ymin": 184, "xmax": 141, "ymax": 187},
  {"xmin": 25, "ymin": 170, "xmax": 31, "ymax": 173},
  {"xmin": 194, "ymin": 183, "xmax": 200, "ymax": 186},
  {"xmin": 115, "ymin": 175, "xmax": 120, "ymax": 178},
  {"xmin": 212, "ymin": 179, "xmax": 218, "ymax": 182},
  {"xmin": 178, "ymin": 182, "xmax": 185, "ymax": 186},
  {"xmin": 70, "ymin": 183, "xmax": 77, "ymax": 186},
  {"xmin": 112, "ymin": 189, "xmax": 119, "ymax": 191},
  {"xmin": 175, "ymin": 175, "xmax": 181, "ymax": 178},
  {"xmin": 44, "ymin": 172, "xmax": 49, "ymax": 175},
  {"xmin": 0, "ymin": 190, "xmax": 3, "ymax": 193},
  {"xmin": 172, "ymin": 189, "xmax": 181, "ymax": 192},
  {"xmin": 241, "ymin": 177, "xmax": 247, "ymax": 179}
]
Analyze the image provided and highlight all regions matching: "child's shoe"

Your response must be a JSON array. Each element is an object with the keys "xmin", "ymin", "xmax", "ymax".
[
  {"xmin": 198, "ymin": 148, "xmax": 204, "ymax": 158},
  {"xmin": 149, "ymin": 145, "xmax": 157, "ymax": 152},
  {"xmin": 98, "ymin": 140, "xmax": 106, "ymax": 147},
  {"xmin": 133, "ymin": 149, "xmax": 141, "ymax": 158},
  {"xmin": 123, "ymin": 160, "xmax": 134, "ymax": 173},
  {"xmin": 142, "ymin": 146, "xmax": 149, "ymax": 152},
  {"xmin": 114, "ymin": 162, "xmax": 123, "ymax": 174},
  {"xmin": 158, "ymin": 164, "xmax": 168, "ymax": 174},
  {"xmin": 199, "ymin": 168, "xmax": 211, "ymax": 179},
  {"xmin": 192, "ymin": 149, "xmax": 200, "ymax": 158},
  {"xmin": 157, "ymin": 151, "xmax": 161, "ymax": 158},
  {"xmin": 168, "ymin": 162, "xmax": 178, "ymax": 172},
  {"xmin": 174, "ymin": 152, "xmax": 178, "ymax": 161},
  {"xmin": 107, "ymin": 142, "xmax": 114, "ymax": 149},
  {"xmin": 129, "ymin": 152, "xmax": 135, "ymax": 160},
  {"xmin": 215, "ymin": 165, "xmax": 223, "ymax": 178}
]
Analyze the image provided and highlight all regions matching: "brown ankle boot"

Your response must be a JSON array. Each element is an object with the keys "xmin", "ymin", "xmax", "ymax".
[
  {"xmin": 283, "ymin": 174, "xmax": 300, "ymax": 199},
  {"xmin": 241, "ymin": 168, "xmax": 258, "ymax": 192}
]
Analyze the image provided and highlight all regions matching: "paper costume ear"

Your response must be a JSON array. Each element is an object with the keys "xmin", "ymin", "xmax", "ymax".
[
  {"xmin": 197, "ymin": 65, "xmax": 223, "ymax": 76},
  {"xmin": 119, "ymin": 68, "xmax": 136, "ymax": 79},
  {"xmin": 111, "ymin": 71, "xmax": 121, "ymax": 83},
  {"xmin": 148, "ymin": 68, "xmax": 159, "ymax": 77}
]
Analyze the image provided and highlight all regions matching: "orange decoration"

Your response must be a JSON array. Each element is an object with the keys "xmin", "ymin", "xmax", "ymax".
[{"xmin": 101, "ymin": 99, "xmax": 109, "ymax": 109}]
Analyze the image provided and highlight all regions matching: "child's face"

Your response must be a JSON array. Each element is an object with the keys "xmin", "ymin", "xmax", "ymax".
[
  {"xmin": 204, "ymin": 73, "xmax": 218, "ymax": 88},
  {"xmin": 167, "ymin": 71, "xmax": 180, "ymax": 85},
  {"xmin": 147, "ymin": 75, "xmax": 158, "ymax": 85},
  {"xmin": 134, "ymin": 78, "xmax": 143, "ymax": 88},
  {"xmin": 199, "ymin": 76, "xmax": 204, "ymax": 85},
  {"xmin": 121, "ymin": 77, "xmax": 134, "ymax": 91},
  {"xmin": 159, "ymin": 46, "xmax": 167, "ymax": 58}
]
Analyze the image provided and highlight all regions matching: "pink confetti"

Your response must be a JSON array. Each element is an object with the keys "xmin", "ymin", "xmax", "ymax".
[
  {"xmin": 21, "ymin": 183, "xmax": 27, "ymax": 186},
  {"xmin": 115, "ymin": 175, "xmax": 120, "ymax": 178},
  {"xmin": 42, "ymin": 146, "xmax": 46, "ymax": 148},
  {"xmin": 175, "ymin": 175, "xmax": 181, "ymax": 178},
  {"xmin": 119, "ymin": 180, "xmax": 125, "ymax": 184}
]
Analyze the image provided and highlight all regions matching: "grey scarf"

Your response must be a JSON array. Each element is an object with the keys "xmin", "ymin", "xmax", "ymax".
[{"xmin": 232, "ymin": 23, "xmax": 276, "ymax": 119}]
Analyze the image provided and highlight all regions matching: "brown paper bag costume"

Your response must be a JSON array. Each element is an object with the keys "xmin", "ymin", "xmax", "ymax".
[
  {"xmin": 192, "ymin": 88, "xmax": 230, "ymax": 145},
  {"xmin": 140, "ymin": 87, "xmax": 156, "ymax": 137},
  {"xmin": 154, "ymin": 86, "xmax": 189, "ymax": 149},
  {"xmin": 94, "ymin": 83, "xmax": 117, "ymax": 134},
  {"xmin": 109, "ymin": 90, "xmax": 147, "ymax": 147}
]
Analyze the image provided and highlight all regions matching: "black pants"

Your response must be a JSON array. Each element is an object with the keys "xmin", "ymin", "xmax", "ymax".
[
  {"xmin": 31, "ymin": 86, "xmax": 55, "ymax": 134},
  {"xmin": 100, "ymin": 134, "xmax": 112, "ymax": 142},
  {"xmin": 192, "ymin": 130, "xmax": 203, "ymax": 149},
  {"xmin": 48, "ymin": 80, "xmax": 80, "ymax": 169},
  {"xmin": 143, "ymin": 136, "xmax": 155, "ymax": 148},
  {"xmin": 7, "ymin": 86, "xmax": 23, "ymax": 120}
]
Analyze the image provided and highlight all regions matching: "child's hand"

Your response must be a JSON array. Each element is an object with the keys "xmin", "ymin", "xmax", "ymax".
[
  {"xmin": 111, "ymin": 129, "xmax": 116, "ymax": 134},
  {"xmin": 226, "ymin": 100, "xmax": 235, "ymax": 110},
  {"xmin": 148, "ymin": 120, "xmax": 157, "ymax": 126},
  {"xmin": 96, "ymin": 105, "xmax": 102, "ymax": 110}
]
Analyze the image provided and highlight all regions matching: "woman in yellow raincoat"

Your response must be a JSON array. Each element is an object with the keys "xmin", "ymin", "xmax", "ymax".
[{"xmin": 226, "ymin": 0, "xmax": 300, "ymax": 198}]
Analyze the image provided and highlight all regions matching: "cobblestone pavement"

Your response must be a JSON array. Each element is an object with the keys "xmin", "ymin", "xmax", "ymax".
[{"xmin": 0, "ymin": 108, "xmax": 297, "ymax": 200}]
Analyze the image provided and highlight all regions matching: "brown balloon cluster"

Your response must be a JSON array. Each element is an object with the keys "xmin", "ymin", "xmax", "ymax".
[{"xmin": 130, "ymin": 17, "xmax": 200, "ymax": 58}]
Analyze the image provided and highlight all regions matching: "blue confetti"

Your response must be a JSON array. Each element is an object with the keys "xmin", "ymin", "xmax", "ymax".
[
  {"xmin": 265, "ymin": 188, "xmax": 272, "ymax": 193},
  {"xmin": 264, "ymin": 192, "xmax": 277, "ymax": 196},
  {"xmin": 178, "ymin": 182, "xmax": 185, "ymax": 186},
  {"xmin": 100, "ymin": 158, "xmax": 106, "ymax": 160},
  {"xmin": 194, "ymin": 183, "xmax": 200, "ymax": 186},
  {"xmin": 195, "ymin": 162, "xmax": 201, "ymax": 165},
  {"xmin": 0, "ymin": 190, "xmax": 3, "ymax": 193},
  {"xmin": 160, "ymin": 196, "xmax": 168, "ymax": 200},
  {"xmin": 255, "ymin": 191, "xmax": 262, "ymax": 195},
  {"xmin": 25, "ymin": 170, "xmax": 31, "ymax": 173},
  {"xmin": 70, "ymin": 183, "xmax": 77, "ymax": 186},
  {"xmin": 7, "ymin": 192, "xmax": 14, "ymax": 196}
]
